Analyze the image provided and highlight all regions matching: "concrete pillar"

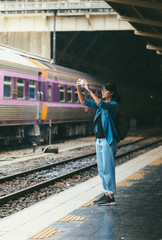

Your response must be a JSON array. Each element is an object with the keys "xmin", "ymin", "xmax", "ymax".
[{"xmin": 0, "ymin": 32, "xmax": 51, "ymax": 58}]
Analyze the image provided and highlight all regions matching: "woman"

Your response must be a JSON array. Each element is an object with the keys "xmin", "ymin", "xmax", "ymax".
[{"xmin": 76, "ymin": 79, "xmax": 119, "ymax": 206}]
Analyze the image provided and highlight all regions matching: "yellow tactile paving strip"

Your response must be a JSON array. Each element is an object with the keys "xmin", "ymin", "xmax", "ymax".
[
  {"xmin": 116, "ymin": 179, "xmax": 133, "ymax": 187},
  {"xmin": 29, "ymin": 156, "xmax": 162, "ymax": 239},
  {"xmin": 116, "ymin": 171, "xmax": 149, "ymax": 187},
  {"xmin": 82, "ymin": 157, "xmax": 162, "ymax": 206},
  {"xmin": 57, "ymin": 214, "xmax": 86, "ymax": 222},
  {"xmin": 30, "ymin": 227, "xmax": 62, "ymax": 239},
  {"xmin": 148, "ymin": 157, "xmax": 162, "ymax": 166},
  {"xmin": 81, "ymin": 198, "xmax": 98, "ymax": 207}
]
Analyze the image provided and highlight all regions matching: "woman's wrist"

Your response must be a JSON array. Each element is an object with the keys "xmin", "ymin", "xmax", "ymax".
[{"xmin": 87, "ymin": 89, "xmax": 91, "ymax": 93}]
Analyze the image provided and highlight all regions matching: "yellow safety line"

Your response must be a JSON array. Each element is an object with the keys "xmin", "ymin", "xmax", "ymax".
[
  {"xmin": 148, "ymin": 157, "xmax": 162, "ymax": 166},
  {"xmin": 81, "ymin": 157, "xmax": 162, "ymax": 208},
  {"xmin": 58, "ymin": 215, "xmax": 71, "ymax": 222},
  {"xmin": 31, "ymin": 156, "xmax": 162, "ymax": 239},
  {"xmin": 116, "ymin": 180, "xmax": 132, "ymax": 187},
  {"xmin": 127, "ymin": 173, "xmax": 145, "ymax": 180},
  {"xmin": 81, "ymin": 198, "xmax": 98, "ymax": 207},
  {"xmin": 57, "ymin": 214, "xmax": 86, "ymax": 222},
  {"xmin": 116, "ymin": 169, "xmax": 151, "ymax": 187},
  {"xmin": 45, "ymin": 228, "xmax": 59, "ymax": 238},
  {"xmin": 31, "ymin": 227, "xmax": 49, "ymax": 239},
  {"xmin": 30, "ymin": 227, "xmax": 62, "ymax": 239},
  {"xmin": 117, "ymin": 157, "xmax": 162, "ymax": 188},
  {"xmin": 137, "ymin": 171, "xmax": 150, "ymax": 173},
  {"xmin": 84, "ymin": 157, "xmax": 161, "ymax": 204}
]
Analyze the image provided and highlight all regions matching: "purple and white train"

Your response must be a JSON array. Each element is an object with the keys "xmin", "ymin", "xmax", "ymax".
[
  {"xmin": 0, "ymin": 45, "xmax": 161, "ymax": 145},
  {"xmin": 0, "ymin": 45, "xmax": 102, "ymax": 145}
]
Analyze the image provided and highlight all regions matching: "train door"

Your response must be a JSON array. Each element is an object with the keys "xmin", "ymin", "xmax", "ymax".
[{"xmin": 38, "ymin": 81, "xmax": 43, "ymax": 121}]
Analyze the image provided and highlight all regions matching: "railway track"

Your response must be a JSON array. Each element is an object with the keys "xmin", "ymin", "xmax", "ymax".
[
  {"xmin": 0, "ymin": 137, "xmax": 161, "ymax": 205},
  {"xmin": 0, "ymin": 137, "xmax": 147, "ymax": 184}
]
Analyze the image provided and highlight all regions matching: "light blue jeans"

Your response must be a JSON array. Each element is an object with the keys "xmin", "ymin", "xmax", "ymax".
[{"xmin": 96, "ymin": 138, "xmax": 117, "ymax": 194}]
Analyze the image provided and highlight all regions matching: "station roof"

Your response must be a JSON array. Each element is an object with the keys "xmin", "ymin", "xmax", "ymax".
[{"xmin": 106, "ymin": 0, "xmax": 162, "ymax": 55}]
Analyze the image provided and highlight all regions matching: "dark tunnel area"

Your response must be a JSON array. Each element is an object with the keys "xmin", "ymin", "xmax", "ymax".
[{"xmin": 51, "ymin": 30, "xmax": 162, "ymax": 95}]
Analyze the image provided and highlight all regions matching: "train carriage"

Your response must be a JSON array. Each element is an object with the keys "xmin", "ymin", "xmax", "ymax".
[
  {"xmin": 0, "ymin": 46, "xmax": 101, "ymax": 145},
  {"xmin": 0, "ymin": 45, "xmax": 161, "ymax": 146}
]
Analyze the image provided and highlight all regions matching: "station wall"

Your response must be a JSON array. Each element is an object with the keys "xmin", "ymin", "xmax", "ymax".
[{"xmin": 0, "ymin": 32, "xmax": 51, "ymax": 58}]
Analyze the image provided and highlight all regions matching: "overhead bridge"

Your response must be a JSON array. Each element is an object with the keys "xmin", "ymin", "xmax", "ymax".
[
  {"xmin": 0, "ymin": 0, "xmax": 132, "ymax": 32},
  {"xmin": 0, "ymin": 0, "xmax": 132, "ymax": 58}
]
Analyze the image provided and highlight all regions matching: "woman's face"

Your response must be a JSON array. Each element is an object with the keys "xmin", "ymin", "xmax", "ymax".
[{"xmin": 102, "ymin": 88, "xmax": 113, "ymax": 100}]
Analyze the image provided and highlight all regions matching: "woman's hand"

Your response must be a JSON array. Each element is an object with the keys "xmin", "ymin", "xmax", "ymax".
[
  {"xmin": 76, "ymin": 79, "xmax": 82, "ymax": 88},
  {"xmin": 76, "ymin": 79, "xmax": 85, "ymax": 103},
  {"xmin": 84, "ymin": 81, "xmax": 90, "ymax": 92},
  {"xmin": 76, "ymin": 79, "xmax": 90, "ymax": 92}
]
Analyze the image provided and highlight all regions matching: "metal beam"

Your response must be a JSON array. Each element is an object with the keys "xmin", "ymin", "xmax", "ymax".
[
  {"xmin": 57, "ymin": 32, "xmax": 79, "ymax": 64},
  {"xmin": 118, "ymin": 15, "xmax": 162, "ymax": 28},
  {"xmin": 0, "ymin": 7, "xmax": 110, "ymax": 12},
  {"xmin": 130, "ymin": 5, "xmax": 158, "ymax": 34},
  {"xmin": 146, "ymin": 44, "xmax": 162, "ymax": 51},
  {"xmin": 156, "ymin": 50, "xmax": 162, "ymax": 55},
  {"xmin": 78, "ymin": 36, "xmax": 98, "ymax": 63},
  {"xmin": 135, "ymin": 30, "xmax": 162, "ymax": 39},
  {"xmin": 131, "ymin": 5, "xmax": 143, "ymax": 18},
  {"xmin": 106, "ymin": 0, "xmax": 162, "ymax": 10}
]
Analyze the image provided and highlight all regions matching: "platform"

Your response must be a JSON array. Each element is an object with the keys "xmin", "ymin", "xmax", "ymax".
[
  {"xmin": 45, "ymin": 156, "xmax": 162, "ymax": 240},
  {"xmin": 0, "ymin": 146, "xmax": 162, "ymax": 240}
]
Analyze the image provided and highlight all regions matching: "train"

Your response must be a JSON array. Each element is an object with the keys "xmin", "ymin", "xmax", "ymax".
[{"xmin": 0, "ymin": 45, "xmax": 161, "ymax": 146}]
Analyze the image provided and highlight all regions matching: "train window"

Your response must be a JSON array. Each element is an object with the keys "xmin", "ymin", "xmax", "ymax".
[
  {"xmin": 17, "ymin": 78, "xmax": 24, "ymax": 99},
  {"xmin": 98, "ymin": 90, "xmax": 102, "ymax": 98},
  {"xmin": 81, "ymin": 88, "xmax": 85, "ymax": 98},
  {"xmin": 4, "ymin": 76, "xmax": 12, "ymax": 98},
  {"xmin": 75, "ymin": 87, "xmax": 79, "ymax": 103},
  {"xmin": 91, "ymin": 89, "xmax": 96, "ymax": 95},
  {"xmin": 67, "ymin": 86, "xmax": 72, "ymax": 102},
  {"xmin": 48, "ymin": 84, "xmax": 53, "ymax": 102},
  {"xmin": 59, "ymin": 85, "xmax": 65, "ymax": 102},
  {"xmin": 29, "ymin": 80, "xmax": 36, "ymax": 100},
  {"xmin": 87, "ymin": 92, "xmax": 91, "ymax": 99}
]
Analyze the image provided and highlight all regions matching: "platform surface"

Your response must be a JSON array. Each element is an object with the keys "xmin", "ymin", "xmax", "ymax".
[
  {"xmin": 0, "ymin": 146, "xmax": 162, "ymax": 240},
  {"xmin": 46, "ymin": 157, "xmax": 162, "ymax": 240}
]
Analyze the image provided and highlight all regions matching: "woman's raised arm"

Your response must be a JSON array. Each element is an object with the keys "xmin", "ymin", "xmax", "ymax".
[{"xmin": 76, "ymin": 79, "xmax": 85, "ymax": 104}]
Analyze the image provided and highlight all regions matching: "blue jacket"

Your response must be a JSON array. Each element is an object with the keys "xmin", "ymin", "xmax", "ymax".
[{"xmin": 82, "ymin": 98, "xmax": 119, "ymax": 144}]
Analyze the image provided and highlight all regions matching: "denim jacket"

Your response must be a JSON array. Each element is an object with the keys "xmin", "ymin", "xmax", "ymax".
[{"xmin": 82, "ymin": 98, "xmax": 119, "ymax": 144}]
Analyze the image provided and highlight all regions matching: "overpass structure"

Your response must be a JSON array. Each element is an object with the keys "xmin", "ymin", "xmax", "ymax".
[
  {"xmin": 0, "ymin": 0, "xmax": 132, "ymax": 32},
  {"xmin": 0, "ymin": 0, "xmax": 161, "ymax": 90},
  {"xmin": 0, "ymin": 0, "xmax": 132, "ymax": 58},
  {"xmin": 106, "ymin": 0, "xmax": 162, "ymax": 55}
]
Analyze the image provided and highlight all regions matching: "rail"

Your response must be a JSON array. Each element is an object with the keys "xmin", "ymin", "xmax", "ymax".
[{"xmin": 1, "ymin": 136, "xmax": 162, "ymax": 205}]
